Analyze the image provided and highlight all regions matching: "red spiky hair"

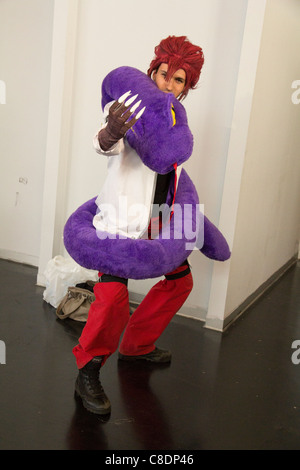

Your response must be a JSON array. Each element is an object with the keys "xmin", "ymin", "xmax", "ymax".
[{"xmin": 147, "ymin": 35, "xmax": 204, "ymax": 100}]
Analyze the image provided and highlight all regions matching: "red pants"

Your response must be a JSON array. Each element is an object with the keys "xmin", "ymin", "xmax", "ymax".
[{"xmin": 73, "ymin": 262, "xmax": 193, "ymax": 369}]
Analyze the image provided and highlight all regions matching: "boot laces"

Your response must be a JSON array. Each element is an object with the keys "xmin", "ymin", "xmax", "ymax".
[{"xmin": 83, "ymin": 370, "xmax": 104, "ymax": 395}]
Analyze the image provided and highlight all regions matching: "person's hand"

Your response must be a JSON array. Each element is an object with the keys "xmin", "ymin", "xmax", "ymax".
[{"xmin": 98, "ymin": 91, "xmax": 145, "ymax": 151}]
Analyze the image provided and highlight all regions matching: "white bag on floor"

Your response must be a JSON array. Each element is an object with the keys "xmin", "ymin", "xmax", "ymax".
[{"xmin": 43, "ymin": 255, "xmax": 98, "ymax": 308}]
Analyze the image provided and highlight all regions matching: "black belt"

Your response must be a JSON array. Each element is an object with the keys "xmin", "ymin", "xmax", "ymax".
[
  {"xmin": 165, "ymin": 260, "xmax": 191, "ymax": 280},
  {"xmin": 99, "ymin": 274, "xmax": 128, "ymax": 286}
]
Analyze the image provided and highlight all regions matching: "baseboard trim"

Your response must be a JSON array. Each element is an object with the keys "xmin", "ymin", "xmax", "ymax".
[
  {"xmin": 0, "ymin": 249, "xmax": 39, "ymax": 268},
  {"xmin": 222, "ymin": 255, "xmax": 298, "ymax": 332}
]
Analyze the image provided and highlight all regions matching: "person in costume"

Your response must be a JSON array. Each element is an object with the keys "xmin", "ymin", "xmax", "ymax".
[{"xmin": 72, "ymin": 36, "xmax": 206, "ymax": 415}]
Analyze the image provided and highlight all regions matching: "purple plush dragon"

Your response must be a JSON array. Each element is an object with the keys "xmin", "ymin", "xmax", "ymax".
[{"xmin": 64, "ymin": 67, "xmax": 230, "ymax": 279}]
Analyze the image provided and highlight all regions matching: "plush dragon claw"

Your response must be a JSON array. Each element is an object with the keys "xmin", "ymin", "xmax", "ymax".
[
  {"xmin": 98, "ymin": 91, "xmax": 146, "ymax": 151},
  {"xmin": 114, "ymin": 91, "xmax": 146, "ymax": 128}
]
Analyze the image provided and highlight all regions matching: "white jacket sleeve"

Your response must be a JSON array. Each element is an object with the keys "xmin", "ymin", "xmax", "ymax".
[{"xmin": 93, "ymin": 130, "xmax": 125, "ymax": 156}]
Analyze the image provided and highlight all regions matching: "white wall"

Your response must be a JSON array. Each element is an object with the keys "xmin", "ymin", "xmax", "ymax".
[
  {"xmin": 0, "ymin": 0, "xmax": 54, "ymax": 266},
  {"xmin": 224, "ymin": 0, "xmax": 300, "ymax": 320}
]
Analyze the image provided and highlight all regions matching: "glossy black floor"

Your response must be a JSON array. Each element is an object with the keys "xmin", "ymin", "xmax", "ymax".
[{"xmin": 0, "ymin": 258, "xmax": 300, "ymax": 450}]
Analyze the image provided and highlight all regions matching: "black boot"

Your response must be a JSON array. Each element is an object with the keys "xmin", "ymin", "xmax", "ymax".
[
  {"xmin": 118, "ymin": 347, "xmax": 172, "ymax": 363},
  {"xmin": 74, "ymin": 356, "xmax": 111, "ymax": 415}
]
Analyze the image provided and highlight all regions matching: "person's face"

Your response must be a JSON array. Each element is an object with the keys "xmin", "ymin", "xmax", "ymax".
[{"xmin": 153, "ymin": 63, "xmax": 186, "ymax": 99}]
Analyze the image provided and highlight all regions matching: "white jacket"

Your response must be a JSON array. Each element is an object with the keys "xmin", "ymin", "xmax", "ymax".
[
  {"xmin": 92, "ymin": 103, "xmax": 181, "ymax": 239},
  {"xmin": 92, "ymin": 103, "xmax": 157, "ymax": 239}
]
